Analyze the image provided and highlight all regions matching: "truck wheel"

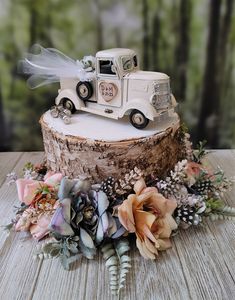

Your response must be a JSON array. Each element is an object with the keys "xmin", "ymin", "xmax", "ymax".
[
  {"xmin": 129, "ymin": 109, "xmax": 149, "ymax": 129},
  {"xmin": 60, "ymin": 98, "xmax": 76, "ymax": 113},
  {"xmin": 76, "ymin": 82, "xmax": 93, "ymax": 101}
]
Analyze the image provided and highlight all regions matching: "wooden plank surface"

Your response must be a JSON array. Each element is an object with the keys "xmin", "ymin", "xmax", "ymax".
[{"xmin": 0, "ymin": 151, "xmax": 234, "ymax": 300}]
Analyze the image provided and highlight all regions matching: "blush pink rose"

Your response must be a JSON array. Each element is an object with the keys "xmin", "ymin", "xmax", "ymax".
[
  {"xmin": 30, "ymin": 214, "xmax": 52, "ymax": 241},
  {"xmin": 16, "ymin": 172, "xmax": 63, "ymax": 205}
]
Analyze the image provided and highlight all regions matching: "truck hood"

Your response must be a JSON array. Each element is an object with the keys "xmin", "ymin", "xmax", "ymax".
[{"xmin": 124, "ymin": 70, "xmax": 169, "ymax": 81}]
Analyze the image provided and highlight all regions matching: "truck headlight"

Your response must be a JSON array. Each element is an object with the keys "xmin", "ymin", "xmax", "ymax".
[
  {"xmin": 150, "ymin": 93, "xmax": 171, "ymax": 109},
  {"xmin": 150, "ymin": 94, "xmax": 158, "ymax": 107}
]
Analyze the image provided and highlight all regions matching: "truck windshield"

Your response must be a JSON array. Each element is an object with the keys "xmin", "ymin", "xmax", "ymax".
[{"xmin": 122, "ymin": 56, "xmax": 133, "ymax": 71}]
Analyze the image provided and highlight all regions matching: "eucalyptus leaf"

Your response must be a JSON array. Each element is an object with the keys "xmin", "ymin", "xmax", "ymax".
[{"xmin": 101, "ymin": 238, "xmax": 131, "ymax": 296}]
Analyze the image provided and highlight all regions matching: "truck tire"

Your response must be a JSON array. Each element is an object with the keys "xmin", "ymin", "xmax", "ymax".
[
  {"xmin": 129, "ymin": 109, "xmax": 149, "ymax": 129},
  {"xmin": 60, "ymin": 98, "xmax": 76, "ymax": 113},
  {"xmin": 76, "ymin": 81, "xmax": 93, "ymax": 101}
]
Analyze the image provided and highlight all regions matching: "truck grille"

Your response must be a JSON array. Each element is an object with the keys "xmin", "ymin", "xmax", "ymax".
[{"xmin": 152, "ymin": 82, "xmax": 171, "ymax": 109}]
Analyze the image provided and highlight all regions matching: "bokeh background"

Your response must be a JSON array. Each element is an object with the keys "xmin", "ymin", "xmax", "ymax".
[{"xmin": 0, "ymin": 0, "xmax": 234, "ymax": 151}]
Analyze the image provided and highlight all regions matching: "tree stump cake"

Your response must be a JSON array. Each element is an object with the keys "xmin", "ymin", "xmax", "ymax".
[{"xmin": 40, "ymin": 111, "xmax": 188, "ymax": 183}]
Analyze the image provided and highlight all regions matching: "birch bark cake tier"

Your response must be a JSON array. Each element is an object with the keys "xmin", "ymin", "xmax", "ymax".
[{"xmin": 40, "ymin": 110, "xmax": 187, "ymax": 183}]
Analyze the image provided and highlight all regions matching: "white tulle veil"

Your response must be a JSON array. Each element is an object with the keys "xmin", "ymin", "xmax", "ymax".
[{"xmin": 18, "ymin": 44, "xmax": 95, "ymax": 89}]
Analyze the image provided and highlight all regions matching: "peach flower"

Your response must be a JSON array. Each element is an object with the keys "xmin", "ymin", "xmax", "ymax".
[
  {"xmin": 16, "ymin": 172, "xmax": 63, "ymax": 205},
  {"xmin": 118, "ymin": 178, "xmax": 177, "ymax": 259}
]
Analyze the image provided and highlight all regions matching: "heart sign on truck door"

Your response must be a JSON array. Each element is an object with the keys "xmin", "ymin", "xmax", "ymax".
[{"xmin": 99, "ymin": 82, "xmax": 118, "ymax": 102}]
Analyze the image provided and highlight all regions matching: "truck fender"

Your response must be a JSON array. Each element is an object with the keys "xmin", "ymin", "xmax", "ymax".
[
  {"xmin": 119, "ymin": 99, "xmax": 157, "ymax": 121},
  {"xmin": 55, "ymin": 89, "xmax": 85, "ymax": 110}
]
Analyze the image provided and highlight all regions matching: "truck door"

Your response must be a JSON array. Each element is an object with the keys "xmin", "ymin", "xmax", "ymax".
[{"xmin": 96, "ymin": 58, "xmax": 122, "ymax": 108}]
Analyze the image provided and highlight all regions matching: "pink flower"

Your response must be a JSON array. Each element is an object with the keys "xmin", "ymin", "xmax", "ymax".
[
  {"xmin": 185, "ymin": 162, "xmax": 202, "ymax": 177},
  {"xmin": 16, "ymin": 172, "xmax": 63, "ymax": 205},
  {"xmin": 15, "ymin": 208, "xmax": 36, "ymax": 231},
  {"xmin": 185, "ymin": 162, "xmax": 204, "ymax": 186},
  {"xmin": 30, "ymin": 214, "xmax": 53, "ymax": 241}
]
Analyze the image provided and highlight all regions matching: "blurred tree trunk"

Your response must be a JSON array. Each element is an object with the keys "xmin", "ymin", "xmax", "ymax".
[
  {"xmin": 0, "ymin": 78, "xmax": 7, "ymax": 151},
  {"xmin": 174, "ymin": 0, "xmax": 192, "ymax": 102},
  {"xmin": 39, "ymin": 3, "xmax": 54, "ymax": 47},
  {"xmin": 212, "ymin": 0, "xmax": 234, "ymax": 146},
  {"xmin": 115, "ymin": 28, "xmax": 122, "ymax": 48},
  {"xmin": 29, "ymin": 2, "xmax": 38, "ymax": 46},
  {"xmin": 152, "ymin": 13, "xmax": 160, "ymax": 71},
  {"xmin": 197, "ymin": 0, "xmax": 221, "ymax": 147},
  {"xmin": 92, "ymin": 0, "xmax": 103, "ymax": 51},
  {"xmin": 142, "ymin": 0, "xmax": 149, "ymax": 70}
]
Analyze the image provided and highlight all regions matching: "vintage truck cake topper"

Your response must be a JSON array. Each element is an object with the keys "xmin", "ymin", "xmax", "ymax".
[{"xmin": 20, "ymin": 45, "xmax": 177, "ymax": 129}]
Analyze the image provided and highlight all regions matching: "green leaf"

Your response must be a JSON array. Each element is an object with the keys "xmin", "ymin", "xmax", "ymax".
[{"xmin": 1, "ymin": 222, "xmax": 14, "ymax": 232}]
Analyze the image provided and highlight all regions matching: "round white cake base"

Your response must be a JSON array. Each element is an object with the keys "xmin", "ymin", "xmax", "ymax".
[
  {"xmin": 40, "ymin": 110, "xmax": 187, "ymax": 182},
  {"xmin": 42, "ymin": 110, "xmax": 180, "ymax": 142}
]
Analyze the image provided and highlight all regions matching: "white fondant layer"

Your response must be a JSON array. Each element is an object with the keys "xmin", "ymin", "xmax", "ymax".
[{"xmin": 43, "ymin": 110, "xmax": 180, "ymax": 142}]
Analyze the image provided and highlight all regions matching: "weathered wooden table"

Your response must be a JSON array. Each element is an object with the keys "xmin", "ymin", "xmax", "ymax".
[{"xmin": 0, "ymin": 151, "xmax": 234, "ymax": 300}]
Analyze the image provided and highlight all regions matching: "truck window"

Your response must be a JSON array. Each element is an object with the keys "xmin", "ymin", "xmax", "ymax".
[
  {"xmin": 133, "ymin": 55, "xmax": 138, "ymax": 67},
  {"xmin": 122, "ymin": 56, "xmax": 133, "ymax": 71},
  {"xmin": 99, "ymin": 60, "xmax": 116, "ymax": 75}
]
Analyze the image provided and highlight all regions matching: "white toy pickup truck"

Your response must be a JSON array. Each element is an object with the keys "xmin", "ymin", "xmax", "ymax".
[
  {"xmin": 20, "ymin": 46, "xmax": 177, "ymax": 129},
  {"xmin": 53, "ymin": 48, "xmax": 177, "ymax": 129}
]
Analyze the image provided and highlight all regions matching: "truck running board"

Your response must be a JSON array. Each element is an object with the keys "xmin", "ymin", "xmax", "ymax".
[{"xmin": 80, "ymin": 107, "xmax": 119, "ymax": 119}]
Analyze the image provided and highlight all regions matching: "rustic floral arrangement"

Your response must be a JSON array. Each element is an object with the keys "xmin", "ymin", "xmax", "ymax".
[{"xmin": 5, "ymin": 142, "xmax": 235, "ymax": 296}]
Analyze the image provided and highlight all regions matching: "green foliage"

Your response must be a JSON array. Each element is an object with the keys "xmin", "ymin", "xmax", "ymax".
[
  {"xmin": 23, "ymin": 162, "xmax": 34, "ymax": 171},
  {"xmin": 101, "ymin": 238, "xmax": 131, "ymax": 296},
  {"xmin": 1, "ymin": 222, "xmax": 14, "ymax": 232},
  {"xmin": 35, "ymin": 235, "xmax": 80, "ymax": 270},
  {"xmin": 205, "ymin": 198, "xmax": 224, "ymax": 214},
  {"xmin": 193, "ymin": 140, "xmax": 207, "ymax": 163},
  {"xmin": 204, "ymin": 201, "xmax": 235, "ymax": 222},
  {"xmin": 37, "ymin": 185, "xmax": 51, "ymax": 195}
]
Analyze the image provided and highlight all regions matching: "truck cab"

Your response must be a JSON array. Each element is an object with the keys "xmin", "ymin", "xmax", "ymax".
[{"xmin": 55, "ymin": 48, "xmax": 177, "ymax": 129}]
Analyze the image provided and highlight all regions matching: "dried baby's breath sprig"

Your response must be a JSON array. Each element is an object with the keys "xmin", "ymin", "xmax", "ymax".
[
  {"xmin": 101, "ymin": 238, "xmax": 131, "ymax": 296},
  {"xmin": 6, "ymin": 172, "xmax": 18, "ymax": 185},
  {"xmin": 115, "ymin": 167, "xmax": 143, "ymax": 195}
]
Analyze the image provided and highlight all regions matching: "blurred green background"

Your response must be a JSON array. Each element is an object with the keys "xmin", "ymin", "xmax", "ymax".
[{"xmin": 0, "ymin": 0, "xmax": 234, "ymax": 151}]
